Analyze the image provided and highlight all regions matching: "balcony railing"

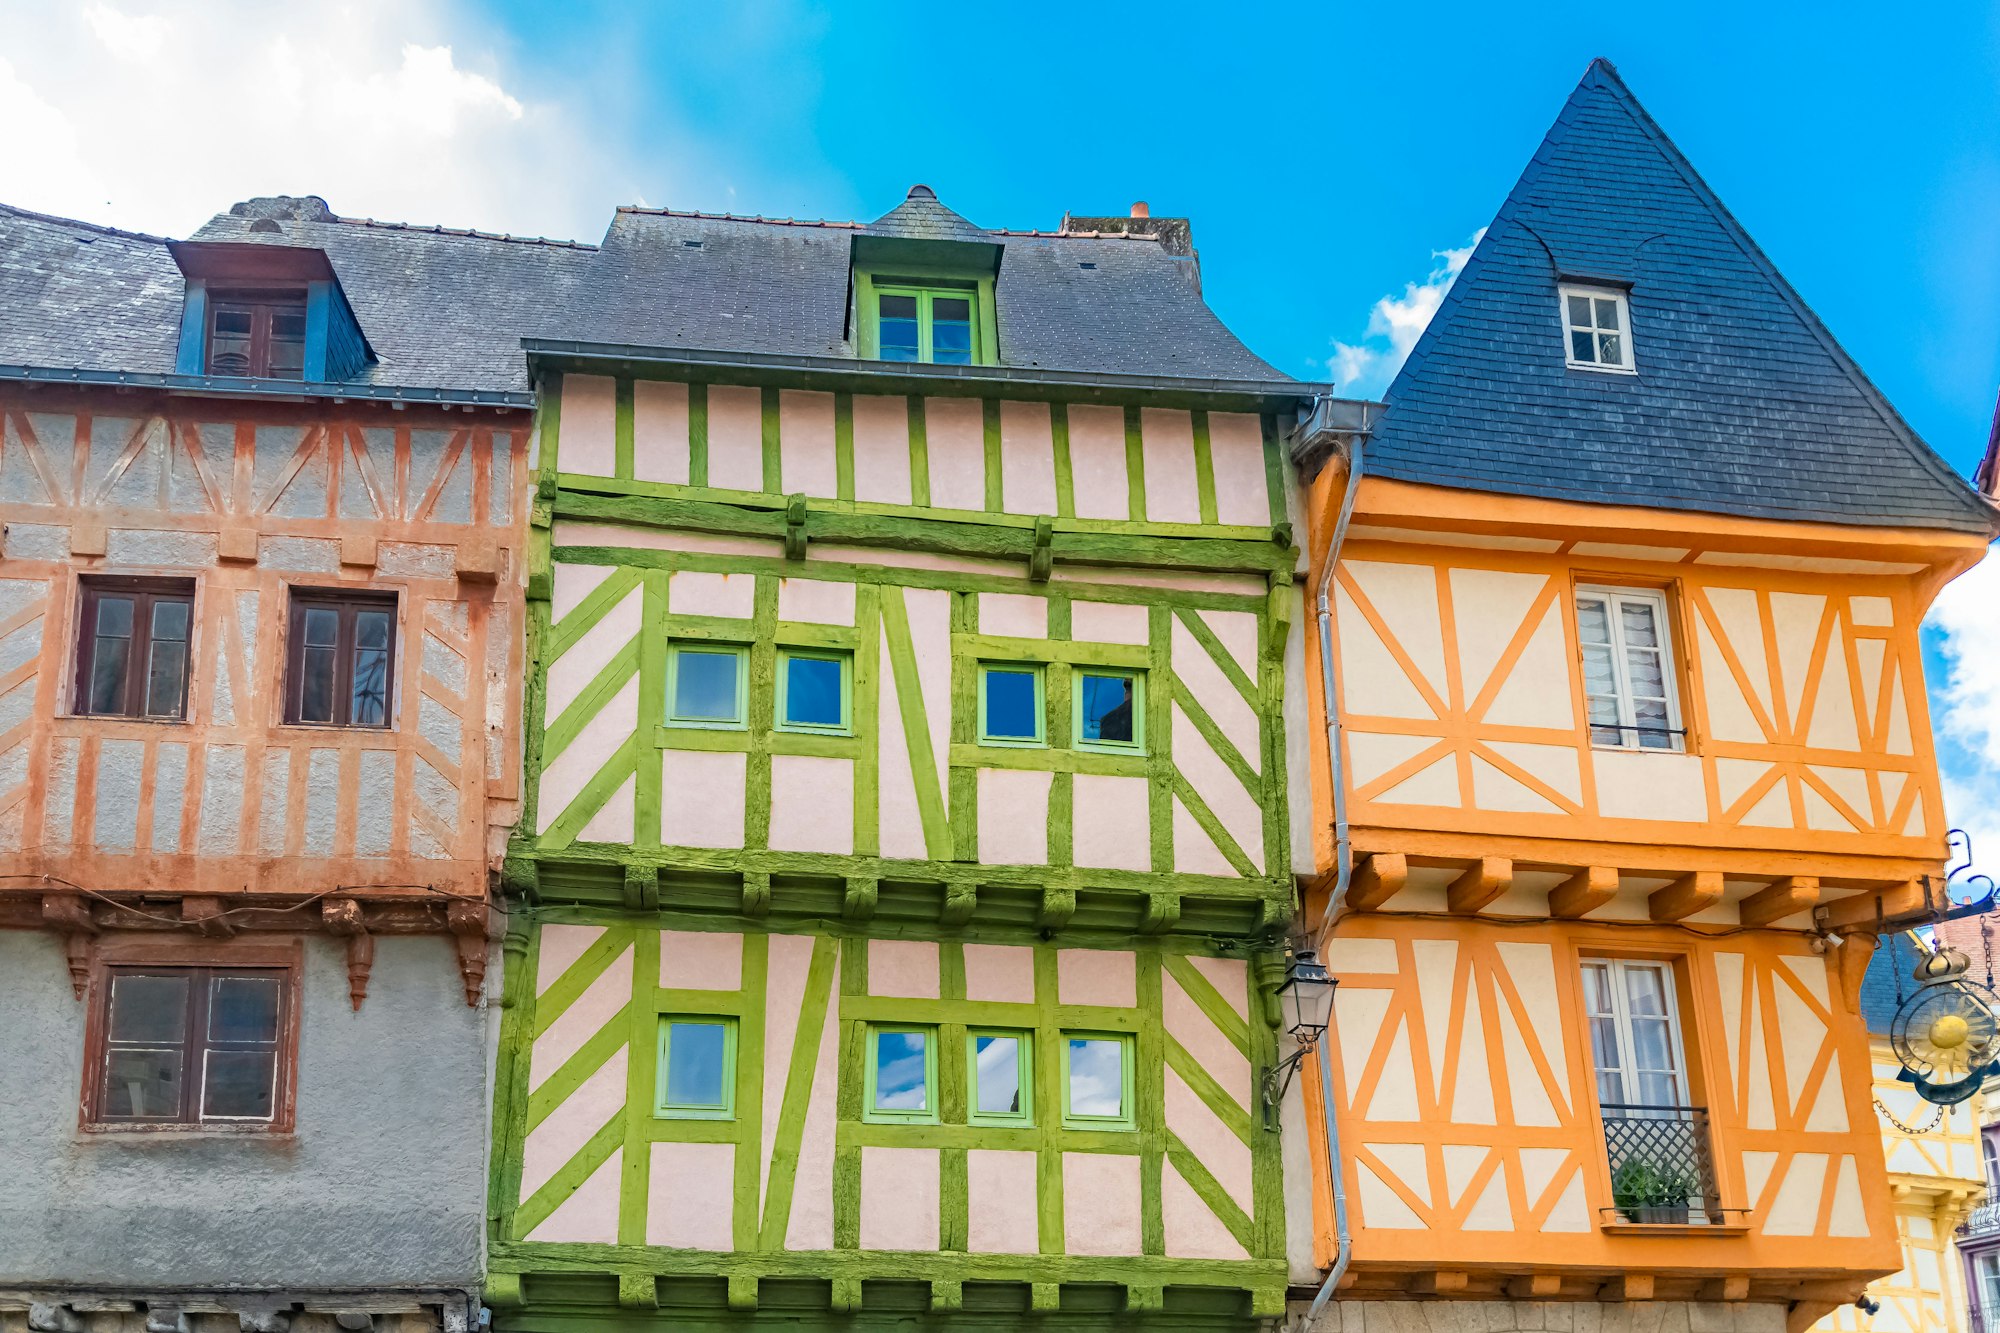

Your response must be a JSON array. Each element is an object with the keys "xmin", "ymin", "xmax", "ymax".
[
  {"xmin": 1600, "ymin": 1103, "xmax": 1722, "ymax": 1224},
  {"xmin": 1964, "ymin": 1200, "xmax": 2000, "ymax": 1240}
]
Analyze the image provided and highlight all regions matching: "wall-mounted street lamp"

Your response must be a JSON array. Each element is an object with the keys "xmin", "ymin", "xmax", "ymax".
[{"xmin": 1261, "ymin": 948, "xmax": 1336, "ymax": 1129}]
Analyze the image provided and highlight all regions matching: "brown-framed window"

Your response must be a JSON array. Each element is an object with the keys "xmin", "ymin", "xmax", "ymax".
[
  {"xmin": 206, "ymin": 290, "xmax": 307, "ymax": 379},
  {"xmin": 88, "ymin": 964, "xmax": 295, "ymax": 1128},
  {"xmin": 74, "ymin": 577, "xmax": 195, "ymax": 720},
  {"xmin": 285, "ymin": 589, "xmax": 397, "ymax": 727}
]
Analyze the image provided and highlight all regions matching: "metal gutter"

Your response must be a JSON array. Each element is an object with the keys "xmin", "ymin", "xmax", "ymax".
[
  {"xmin": 522, "ymin": 338, "xmax": 1333, "ymax": 407},
  {"xmin": 0, "ymin": 363, "xmax": 532, "ymax": 409}
]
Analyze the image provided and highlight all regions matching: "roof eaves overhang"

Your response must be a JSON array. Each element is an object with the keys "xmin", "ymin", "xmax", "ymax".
[
  {"xmin": 0, "ymin": 363, "xmax": 531, "ymax": 409},
  {"xmin": 523, "ymin": 338, "xmax": 1326, "ymax": 412}
]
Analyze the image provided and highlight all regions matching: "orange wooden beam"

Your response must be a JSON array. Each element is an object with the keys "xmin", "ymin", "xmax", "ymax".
[
  {"xmin": 1550, "ymin": 866, "xmax": 1618, "ymax": 918},
  {"xmin": 1739, "ymin": 875, "xmax": 1820, "ymax": 927},
  {"xmin": 1446, "ymin": 856, "xmax": 1512, "ymax": 914},
  {"xmin": 1347, "ymin": 852, "xmax": 1409, "ymax": 912},
  {"xmin": 1649, "ymin": 870, "xmax": 1723, "ymax": 922}
]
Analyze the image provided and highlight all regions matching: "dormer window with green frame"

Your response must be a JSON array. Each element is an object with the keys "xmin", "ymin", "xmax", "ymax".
[{"xmin": 856, "ymin": 272, "xmax": 997, "ymax": 367}]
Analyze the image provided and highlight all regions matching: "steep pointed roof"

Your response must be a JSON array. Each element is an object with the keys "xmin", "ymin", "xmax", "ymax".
[
  {"xmin": 1367, "ymin": 60, "xmax": 1996, "ymax": 536},
  {"xmin": 868, "ymin": 184, "xmax": 991, "ymax": 243}
]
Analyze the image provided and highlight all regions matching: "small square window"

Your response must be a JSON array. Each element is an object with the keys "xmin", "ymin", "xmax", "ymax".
[
  {"xmin": 866, "ymin": 283, "xmax": 983, "ymax": 366},
  {"xmin": 969, "ymin": 1030, "xmax": 1033, "ymax": 1126},
  {"xmin": 1061, "ymin": 1033, "xmax": 1134, "ymax": 1130},
  {"xmin": 978, "ymin": 664, "xmax": 1044, "ymax": 746},
  {"xmin": 667, "ymin": 644, "xmax": 748, "ymax": 729},
  {"xmin": 284, "ymin": 589, "xmax": 396, "ymax": 727},
  {"xmin": 1074, "ymin": 670, "xmax": 1143, "ymax": 752},
  {"xmin": 777, "ymin": 649, "xmax": 850, "ymax": 733},
  {"xmin": 75, "ymin": 578, "xmax": 195, "ymax": 720},
  {"xmin": 87, "ymin": 963, "xmax": 295, "ymax": 1129},
  {"xmin": 656, "ymin": 1017, "xmax": 735, "ymax": 1119},
  {"xmin": 207, "ymin": 292, "xmax": 308, "ymax": 380},
  {"xmin": 1560, "ymin": 285, "xmax": 1634, "ymax": 372},
  {"xmin": 864, "ymin": 1025, "xmax": 937, "ymax": 1122}
]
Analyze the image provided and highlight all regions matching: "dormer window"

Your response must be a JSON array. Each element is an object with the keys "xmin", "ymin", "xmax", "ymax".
[
  {"xmin": 1561, "ymin": 284, "xmax": 1634, "ymax": 372},
  {"xmin": 870, "ymin": 283, "xmax": 979, "ymax": 365},
  {"xmin": 207, "ymin": 292, "xmax": 307, "ymax": 379}
]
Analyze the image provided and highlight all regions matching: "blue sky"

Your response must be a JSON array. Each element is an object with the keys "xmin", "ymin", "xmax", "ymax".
[{"xmin": 4, "ymin": 0, "xmax": 1999, "ymax": 860}]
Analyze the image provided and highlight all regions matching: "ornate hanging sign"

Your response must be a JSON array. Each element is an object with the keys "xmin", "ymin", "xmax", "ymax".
[{"xmin": 1889, "ymin": 946, "xmax": 2000, "ymax": 1105}]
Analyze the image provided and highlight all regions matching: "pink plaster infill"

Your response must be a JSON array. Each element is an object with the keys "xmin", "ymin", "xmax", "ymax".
[
  {"xmin": 868, "ymin": 938, "xmax": 940, "ymax": 999},
  {"xmin": 1199, "ymin": 608, "xmax": 1260, "ymax": 678},
  {"xmin": 905, "ymin": 586, "xmax": 953, "ymax": 798},
  {"xmin": 1172, "ymin": 712, "xmax": 1263, "ymax": 875},
  {"xmin": 779, "ymin": 389, "xmax": 839, "ymax": 499},
  {"xmin": 1165, "ymin": 1065, "xmax": 1252, "ymax": 1211},
  {"xmin": 1070, "ymin": 773, "xmax": 1151, "ymax": 872},
  {"xmin": 963, "ymin": 944, "xmax": 1036, "ymax": 1005},
  {"xmin": 661, "ymin": 929, "xmax": 742, "ymax": 991},
  {"xmin": 1171, "ymin": 618, "xmax": 1260, "ymax": 763},
  {"xmin": 1066, "ymin": 404, "xmax": 1128, "ymax": 521},
  {"xmin": 923, "ymin": 397, "xmax": 986, "ymax": 511},
  {"xmin": 860, "ymin": 1146, "xmax": 941, "ymax": 1251},
  {"xmin": 706, "ymin": 384, "xmax": 766, "ymax": 492},
  {"xmin": 545, "ymin": 577, "xmax": 643, "ymax": 719},
  {"xmin": 1062, "ymin": 1153, "xmax": 1143, "ymax": 1255},
  {"xmin": 1172, "ymin": 795, "xmax": 1236, "ymax": 879},
  {"xmin": 669, "ymin": 569, "xmax": 756, "ymax": 620},
  {"xmin": 537, "ymin": 923, "xmax": 608, "ymax": 994},
  {"xmin": 633, "ymin": 379, "xmax": 691, "ymax": 485},
  {"xmin": 659, "ymin": 749, "xmax": 747, "ymax": 850},
  {"xmin": 538, "ymin": 678, "xmax": 638, "ymax": 835},
  {"xmin": 874, "ymin": 629, "xmax": 927, "ymax": 860},
  {"xmin": 1163, "ymin": 969, "xmax": 1250, "ymax": 1099},
  {"xmin": 550, "ymin": 562, "xmax": 616, "ymax": 626},
  {"xmin": 526, "ymin": 1146, "xmax": 622, "ymax": 1244},
  {"xmin": 785, "ymin": 942, "xmax": 842, "ymax": 1250},
  {"xmin": 520, "ymin": 1048, "xmax": 628, "ymax": 1196},
  {"xmin": 1070, "ymin": 600, "xmax": 1149, "ymax": 646},
  {"xmin": 767, "ymin": 754, "xmax": 854, "ymax": 854},
  {"xmin": 998, "ymin": 400, "xmax": 1057, "ymax": 516},
  {"xmin": 1188, "ymin": 954, "xmax": 1249, "ymax": 1019},
  {"xmin": 1206, "ymin": 412, "xmax": 1271, "ymax": 528},
  {"xmin": 977, "ymin": 767, "xmax": 1050, "ymax": 866},
  {"xmin": 1058, "ymin": 947, "xmax": 1135, "ymax": 1009},
  {"xmin": 966, "ymin": 1149, "xmax": 1039, "ymax": 1254},
  {"xmin": 1162, "ymin": 1156, "xmax": 1248, "ymax": 1260},
  {"xmin": 531, "ymin": 944, "xmax": 633, "ymax": 1085},
  {"xmin": 646, "ymin": 1141, "xmax": 737, "ymax": 1250},
  {"xmin": 777, "ymin": 577, "xmax": 856, "ymax": 627},
  {"xmin": 761, "ymin": 933, "xmax": 816, "ymax": 1208},
  {"xmin": 557, "ymin": 374, "xmax": 617, "ymax": 478},
  {"xmin": 977, "ymin": 592, "xmax": 1046, "ymax": 640},
  {"xmin": 576, "ymin": 773, "xmax": 635, "ymax": 846},
  {"xmin": 850, "ymin": 394, "xmax": 912, "ymax": 505},
  {"xmin": 1140, "ymin": 407, "xmax": 1202, "ymax": 524}
]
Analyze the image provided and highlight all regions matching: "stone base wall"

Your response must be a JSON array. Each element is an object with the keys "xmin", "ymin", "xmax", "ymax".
[{"xmin": 1291, "ymin": 1300, "xmax": 1788, "ymax": 1333}]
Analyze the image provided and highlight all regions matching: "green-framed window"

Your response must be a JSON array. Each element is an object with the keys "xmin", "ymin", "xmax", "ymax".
[
  {"xmin": 864, "ymin": 1025, "xmax": 937, "ymax": 1123},
  {"xmin": 1074, "ymin": 669, "xmax": 1144, "ymax": 753},
  {"xmin": 655, "ymin": 1017, "xmax": 736, "ymax": 1119},
  {"xmin": 1060, "ymin": 1032, "xmax": 1135, "ymax": 1130},
  {"xmin": 867, "ymin": 283, "xmax": 980, "ymax": 365},
  {"xmin": 968, "ymin": 1030, "xmax": 1033, "ymax": 1126},
  {"xmin": 666, "ymin": 643, "xmax": 748, "ymax": 729},
  {"xmin": 977, "ymin": 663, "xmax": 1044, "ymax": 747},
  {"xmin": 776, "ymin": 648, "xmax": 851, "ymax": 734}
]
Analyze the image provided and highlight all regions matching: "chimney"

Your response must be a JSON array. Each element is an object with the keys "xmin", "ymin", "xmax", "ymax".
[{"xmin": 1131, "ymin": 201, "xmax": 1149, "ymax": 219}]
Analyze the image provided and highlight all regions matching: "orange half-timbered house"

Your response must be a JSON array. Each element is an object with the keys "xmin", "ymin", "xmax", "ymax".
[
  {"xmin": 0, "ymin": 196, "xmax": 579, "ymax": 1331},
  {"xmin": 1289, "ymin": 63, "xmax": 1998, "ymax": 1332}
]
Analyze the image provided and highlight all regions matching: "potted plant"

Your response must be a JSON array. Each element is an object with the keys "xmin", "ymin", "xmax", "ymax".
[{"xmin": 1611, "ymin": 1156, "xmax": 1701, "ymax": 1224}]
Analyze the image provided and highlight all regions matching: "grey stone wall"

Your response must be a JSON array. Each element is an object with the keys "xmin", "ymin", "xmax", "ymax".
[
  {"xmin": 0, "ymin": 931, "xmax": 487, "ymax": 1292},
  {"xmin": 1292, "ymin": 1301, "xmax": 1788, "ymax": 1333}
]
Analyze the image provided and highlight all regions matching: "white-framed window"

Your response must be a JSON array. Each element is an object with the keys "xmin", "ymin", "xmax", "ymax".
[
  {"xmin": 1979, "ymin": 1252, "xmax": 2000, "ymax": 1315},
  {"xmin": 1581, "ymin": 958, "xmax": 1690, "ymax": 1112},
  {"xmin": 1560, "ymin": 284, "xmax": 1634, "ymax": 372},
  {"xmin": 1575, "ymin": 585, "xmax": 1683, "ymax": 752},
  {"xmin": 1985, "ymin": 1130, "xmax": 1999, "ymax": 1192}
]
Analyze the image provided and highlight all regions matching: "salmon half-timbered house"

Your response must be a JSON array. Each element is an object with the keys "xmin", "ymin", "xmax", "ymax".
[
  {"xmin": 0, "ymin": 196, "xmax": 573, "ymax": 1331},
  {"xmin": 1293, "ymin": 62, "xmax": 1999, "ymax": 1333},
  {"xmin": 488, "ymin": 190, "xmax": 1325, "ymax": 1329}
]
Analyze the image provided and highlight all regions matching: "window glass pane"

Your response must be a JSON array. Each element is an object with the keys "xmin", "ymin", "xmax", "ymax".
[
  {"xmin": 1078, "ymin": 673, "xmax": 1135, "ymax": 744},
  {"xmin": 1598, "ymin": 332, "xmax": 1623, "ymax": 366},
  {"xmin": 1566, "ymin": 294, "xmax": 1591, "ymax": 326},
  {"xmin": 1623, "ymin": 965, "xmax": 1667, "ymax": 1018},
  {"xmin": 664, "ymin": 1021, "xmax": 729, "ymax": 1109},
  {"xmin": 974, "ymin": 1034, "xmax": 1022, "ymax": 1115},
  {"xmin": 1594, "ymin": 297, "xmax": 1620, "ymax": 331},
  {"xmin": 672, "ymin": 649, "xmax": 741, "ymax": 721},
  {"xmin": 355, "ymin": 609, "xmax": 391, "ymax": 649},
  {"xmin": 202, "ymin": 1049, "xmax": 277, "ymax": 1118},
  {"xmin": 303, "ymin": 607, "xmax": 340, "ymax": 647},
  {"xmin": 267, "ymin": 309, "xmax": 307, "ymax": 380},
  {"xmin": 1571, "ymin": 330, "xmax": 1596, "ymax": 362},
  {"xmin": 299, "ymin": 642, "xmax": 336, "ymax": 723},
  {"xmin": 873, "ymin": 1029, "xmax": 929, "ymax": 1112},
  {"xmin": 89, "ymin": 628, "xmax": 131, "ymax": 714},
  {"xmin": 878, "ymin": 294, "xmax": 920, "ymax": 362},
  {"xmin": 209, "ymin": 976, "xmax": 281, "ymax": 1043},
  {"xmin": 209, "ymin": 307, "xmax": 253, "ymax": 374},
  {"xmin": 783, "ymin": 655, "xmax": 845, "ymax": 728},
  {"xmin": 982, "ymin": 668, "xmax": 1039, "ymax": 741},
  {"xmin": 931, "ymin": 296, "xmax": 973, "ymax": 365},
  {"xmin": 351, "ymin": 609, "xmax": 393, "ymax": 726},
  {"xmin": 1067, "ymin": 1038, "xmax": 1124, "ymax": 1118},
  {"xmin": 146, "ymin": 630, "xmax": 189, "ymax": 717},
  {"xmin": 109, "ymin": 973, "xmax": 190, "ymax": 1043},
  {"xmin": 104, "ymin": 1048, "xmax": 182, "ymax": 1118},
  {"xmin": 150, "ymin": 599, "xmax": 189, "ymax": 642}
]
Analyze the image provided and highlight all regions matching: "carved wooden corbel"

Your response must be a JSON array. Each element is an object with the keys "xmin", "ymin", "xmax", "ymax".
[
  {"xmin": 938, "ymin": 877, "xmax": 977, "ymax": 928},
  {"xmin": 1036, "ymin": 886, "xmax": 1075, "ymax": 934},
  {"xmin": 1140, "ymin": 890, "xmax": 1181, "ymax": 935},
  {"xmin": 42, "ymin": 895, "xmax": 97, "ymax": 999},
  {"xmin": 446, "ymin": 900, "xmax": 493, "ymax": 1007},
  {"xmin": 1346, "ymin": 852, "xmax": 1408, "ymax": 912},
  {"xmin": 182, "ymin": 896, "xmax": 236, "ymax": 938},
  {"xmin": 783, "ymin": 493, "xmax": 809, "ymax": 560},
  {"xmin": 1832, "ymin": 932, "xmax": 1878, "ymax": 1014},
  {"xmin": 322, "ymin": 899, "xmax": 373, "ymax": 1011},
  {"xmin": 1028, "ymin": 515, "xmax": 1054, "ymax": 582},
  {"xmin": 841, "ymin": 876, "xmax": 879, "ymax": 923},
  {"xmin": 740, "ymin": 871, "xmax": 772, "ymax": 918}
]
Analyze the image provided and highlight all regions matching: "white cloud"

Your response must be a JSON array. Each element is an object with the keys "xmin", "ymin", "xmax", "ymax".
[
  {"xmin": 1328, "ymin": 229, "xmax": 1484, "ymax": 397},
  {"xmin": 1925, "ymin": 547, "xmax": 2000, "ymax": 878},
  {"xmin": 0, "ymin": 0, "xmax": 648, "ymax": 242}
]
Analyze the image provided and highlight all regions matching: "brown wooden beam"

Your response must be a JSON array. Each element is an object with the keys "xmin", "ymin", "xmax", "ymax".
[
  {"xmin": 1702, "ymin": 1275, "xmax": 1751, "ymax": 1302},
  {"xmin": 1507, "ymin": 1274, "xmax": 1565, "ymax": 1299},
  {"xmin": 1549, "ymin": 866, "xmax": 1618, "ymax": 918},
  {"xmin": 1817, "ymin": 877, "xmax": 1936, "ymax": 931},
  {"xmin": 1408, "ymin": 1270, "xmax": 1469, "ymax": 1296},
  {"xmin": 1347, "ymin": 852, "xmax": 1408, "ymax": 912},
  {"xmin": 1608, "ymin": 1273, "xmax": 1654, "ymax": 1302},
  {"xmin": 1447, "ymin": 856, "xmax": 1512, "ymax": 914},
  {"xmin": 1833, "ymin": 932, "xmax": 1878, "ymax": 1014},
  {"xmin": 1649, "ymin": 870, "xmax": 1723, "ymax": 923},
  {"xmin": 1739, "ymin": 875, "xmax": 1819, "ymax": 927}
]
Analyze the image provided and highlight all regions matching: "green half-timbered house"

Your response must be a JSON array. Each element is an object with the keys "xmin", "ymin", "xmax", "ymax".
[{"xmin": 490, "ymin": 188, "xmax": 1322, "ymax": 1329}]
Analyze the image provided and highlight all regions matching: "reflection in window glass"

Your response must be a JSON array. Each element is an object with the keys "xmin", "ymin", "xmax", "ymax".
[
  {"xmin": 351, "ymin": 609, "xmax": 391, "ymax": 726},
  {"xmin": 145, "ymin": 598, "xmax": 191, "ymax": 717},
  {"xmin": 109, "ymin": 973, "xmax": 189, "ymax": 1044},
  {"xmin": 105, "ymin": 1048, "xmax": 183, "ymax": 1118},
  {"xmin": 202, "ymin": 1049, "xmax": 277, "ymax": 1119},
  {"xmin": 931, "ymin": 296, "xmax": 973, "ymax": 365},
  {"xmin": 974, "ymin": 1034, "xmax": 1023, "ymax": 1116},
  {"xmin": 1078, "ymin": 672, "xmax": 1137, "ymax": 746},
  {"xmin": 298, "ymin": 606, "xmax": 340, "ymax": 724},
  {"xmin": 878, "ymin": 294, "xmax": 920, "ymax": 362},
  {"xmin": 873, "ymin": 1029, "xmax": 930, "ymax": 1113},
  {"xmin": 781, "ymin": 653, "xmax": 846, "ymax": 729},
  {"xmin": 1067, "ymin": 1037, "xmax": 1126, "ymax": 1120},
  {"xmin": 671, "ymin": 648, "xmax": 743, "ymax": 724},
  {"xmin": 662, "ymin": 1019, "xmax": 731, "ymax": 1115},
  {"xmin": 981, "ymin": 667, "xmax": 1040, "ymax": 742}
]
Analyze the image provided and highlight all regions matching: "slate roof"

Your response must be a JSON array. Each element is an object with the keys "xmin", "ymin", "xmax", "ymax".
[
  {"xmin": 1859, "ymin": 932, "xmax": 1929, "ymax": 1037},
  {"xmin": 0, "ymin": 204, "xmax": 187, "ymax": 376},
  {"xmin": 1367, "ymin": 60, "xmax": 1997, "ymax": 536}
]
